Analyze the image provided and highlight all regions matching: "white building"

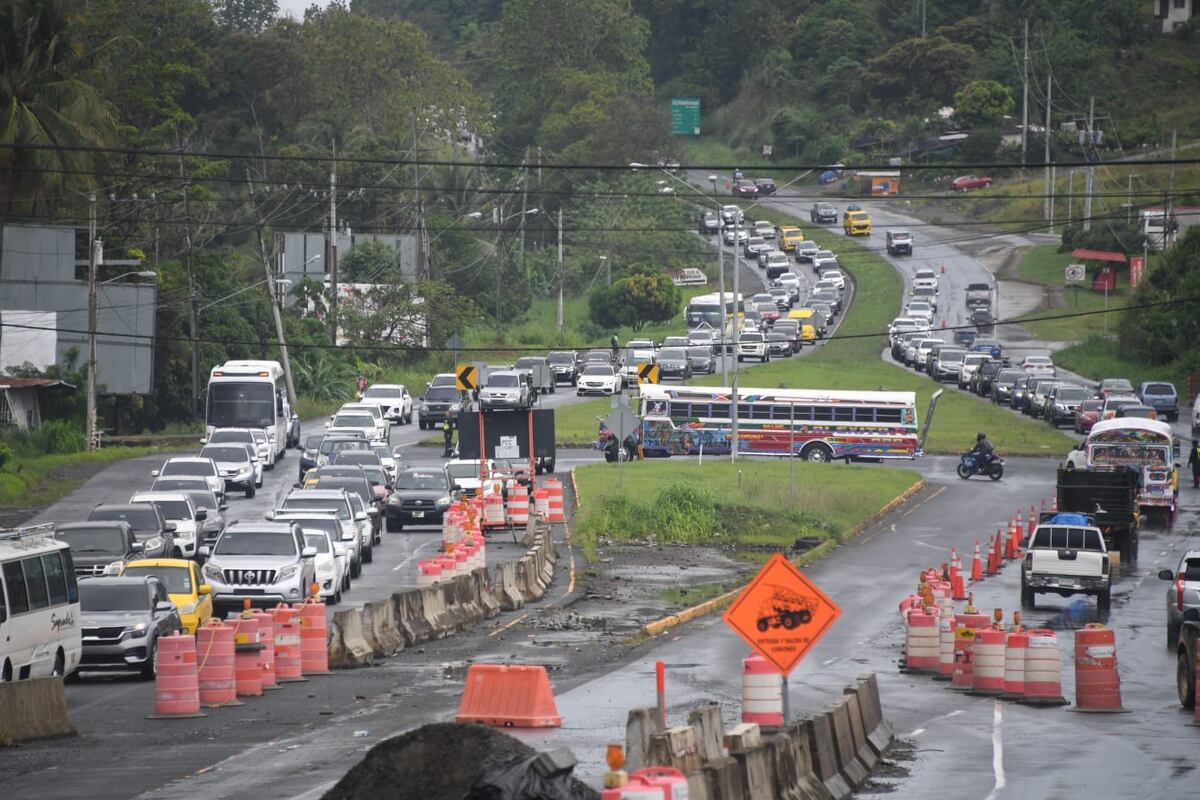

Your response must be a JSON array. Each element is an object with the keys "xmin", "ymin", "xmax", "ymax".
[{"xmin": 1153, "ymin": 0, "xmax": 1198, "ymax": 33}]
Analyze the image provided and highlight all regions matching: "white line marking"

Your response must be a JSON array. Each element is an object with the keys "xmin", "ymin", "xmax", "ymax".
[
  {"xmin": 392, "ymin": 540, "xmax": 435, "ymax": 572},
  {"xmin": 911, "ymin": 539, "xmax": 944, "ymax": 551},
  {"xmin": 984, "ymin": 700, "xmax": 1005, "ymax": 800},
  {"xmin": 822, "ymin": 657, "xmax": 838, "ymax": 666},
  {"xmin": 907, "ymin": 728, "xmax": 925, "ymax": 737}
]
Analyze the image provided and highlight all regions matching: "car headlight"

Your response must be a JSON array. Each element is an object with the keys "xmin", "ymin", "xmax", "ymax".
[
  {"xmin": 143, "ymin": 536, "xmax": 163, "ymax": 552},
  {"xmin": 387, "ymin": 493, "xmax": 400, "ymax": 505},
  {"xmin": 276, "ymin": 564, "xmax": 299, "ymax": 583},
  {"xmin": 104, "ymin": 560, "xmax": 124, "ymax": 576},
  {"xmin": 419, "ymin": 403, "xmax": 429, "ymax": 413},
  {"xmin": 128, "ymin": 622, "xmax": 148, "ymax": 638},
  {"xmin": 450, "ymin": 403, "xmax": 461, "ymax": 412},
  {"xmin": 203, "ymin": 562, "xmax": 223, "ymax": 582}
]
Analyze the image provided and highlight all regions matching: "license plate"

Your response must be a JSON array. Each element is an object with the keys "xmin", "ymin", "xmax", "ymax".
[{"xmin": 412, "ymin": 511, "xmax": 425, "ymax": 518}]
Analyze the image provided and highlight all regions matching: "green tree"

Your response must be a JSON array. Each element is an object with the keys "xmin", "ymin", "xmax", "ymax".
[
  {"xmin": 0, "ymin": 0, "xmax": 115, "ymax": 218},
  {"xmin": 1118, "ymin": 227, "xmax": 1200, "ymax": 368},
  {"xmin": 953, "ymin": 80, "xmax": 1015, "ymax": 126},
  {"xmin": 339, "ymin": 240, "xmax": 402, "ymax": 283},
  {"xmin": 214, "ymin": 0, "xmax": 279, "ymax": 33},
  {"xmin": 862, "ymin": 36, "xmax": 976, "ymax": 108},
  {"xmin": 588, "ymin": 269, "xmax": 681, "ymax": 332},
  {"xmin": 956, "ymin": 128, "xmax": 1003, "ymax": 163}
]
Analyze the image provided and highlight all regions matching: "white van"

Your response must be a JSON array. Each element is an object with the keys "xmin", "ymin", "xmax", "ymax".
[{"xmin": 0, "ymin": 525, "xmax": 83, "ymax": 680}]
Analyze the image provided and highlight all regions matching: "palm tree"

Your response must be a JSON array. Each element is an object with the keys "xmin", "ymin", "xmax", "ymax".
[{"xmin": 0, "ymin": 0, "xmax": 116, "ymax": 219}]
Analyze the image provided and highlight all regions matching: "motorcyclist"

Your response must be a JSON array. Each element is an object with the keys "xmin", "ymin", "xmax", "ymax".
[{"xmin": 967, "ymin": 432, "xmax": 995, "ymax": 467}]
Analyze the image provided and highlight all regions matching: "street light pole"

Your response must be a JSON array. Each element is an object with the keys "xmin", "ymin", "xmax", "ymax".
[
  {"xmin": 86, "ymin": 192, "xmax": 99, "ymax": 451},
  {"xmin": 556, "ymin": 208, "xmax": 564, "ymax": 336},
  {"xmin": 710, "ymin": 175, "xmax": 728, "ymax": 387}
]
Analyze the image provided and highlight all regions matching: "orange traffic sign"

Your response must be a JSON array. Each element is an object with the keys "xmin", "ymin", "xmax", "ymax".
[{"xmin": 722, "ymin": 553, "xmax": 841, "ymax": 675}]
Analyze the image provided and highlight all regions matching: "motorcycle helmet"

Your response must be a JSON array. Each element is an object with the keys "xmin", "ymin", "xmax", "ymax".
[{"xmin": 976, "ymin": 432, "xmax": 986, "ymax": 441}]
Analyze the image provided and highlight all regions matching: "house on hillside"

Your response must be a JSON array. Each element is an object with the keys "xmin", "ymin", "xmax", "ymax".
[
  {"xmin": 0, "ymin": 378, "xmax": 75, "ymax": 430},
  {"xmin": 1153, "ymin": 0, "xmax": 1198, "ymax": 33}
]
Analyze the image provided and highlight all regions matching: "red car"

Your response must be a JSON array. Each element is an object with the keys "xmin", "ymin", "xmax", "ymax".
[
  {"xmin": 1074, "ymin": 398, "xmax": 1104, "ymax": 434},
  {"xmin": 951, "ymin": 175, "xmax": 993, "ymax": 191},
  {"xmin": 735, "ymin": 180, "xmax": 760, "ymax": 199}
]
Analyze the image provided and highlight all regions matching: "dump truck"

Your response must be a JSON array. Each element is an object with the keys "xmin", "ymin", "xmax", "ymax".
[
  {"xmin": 1051, "ymin": 467, "xmax": 1140, "ymax": 563},
  {"xmin": 756, "ymin": 586, "xmax": 818, "ymax": 632}
]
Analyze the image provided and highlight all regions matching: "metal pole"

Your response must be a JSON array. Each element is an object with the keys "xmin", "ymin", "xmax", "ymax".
[
  {"xmin": 494, "ymin": 204, "xmax": 503, "ymax": 339},
  {"xmin": 789, "ymin": 402, "xmax": 795, "ymax": 498},
  {"xmin": 782, "ymin": 674, "xmax": 790, "ymax": 725},
  {"xmin": 656, "ymin": 660, "xmax": 666, "ymax": 728},
  {"xmin": 86, "ymin": 192, "xmax": 99, "ymax": 451},
  {"xmin": 1020, "ymin": 17, "xmax": 1030, "ymax": 167},
  {"xmin": 730, "ymin": 213, "xmax": 741, "ymax": 463},
  {"xmin": 1068, "ymin": 170, "xmax": 1075, "ymax": 224},
  {"xmin": 556, "ymin": 208, "xmax": 564, "ymax": 335},
  {"xmin": 713, "ymin": 178, "xmax": 728, "ymax": 387},
  {"xmin": 1044, "ymin": 72, "xmax": 1053, "ymax": 228},
  {"xmin": 1083, "ymin": 96, "xmax": 1095, "ymax": 232},
  {"xmin": 328, "ymin": 160, "xmax": 339, "ymax": 341},
  {"xmin": 1049, "ymin": 165, "xmax": 1055, "ymax": 233},
  {"xmin": 246, "ymin": 171, "xmax": 297, "ymax": 406}
]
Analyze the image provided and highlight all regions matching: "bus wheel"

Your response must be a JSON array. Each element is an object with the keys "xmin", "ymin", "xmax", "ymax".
[{"xmin": 801, "ymin": 443, "xmax": 833, "ymax": 463}]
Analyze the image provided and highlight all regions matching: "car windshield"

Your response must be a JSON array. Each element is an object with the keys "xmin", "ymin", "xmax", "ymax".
[
  {"xmin": 89, "ymin": 507, "xmax": 159, "ymax": 532},
  {"xmin": 397, "ymin": 471, "xmax": 447, "ymax": 490},
  {"xmin": 446, "ymin": 463, "xmax": 481, "ymax": 480},
  {"xmin": 363, "ymin": 387, "xmax": 403, "ymax": 399},
  {"xmin": 1081, "ymin": 399, "xmax": 1103, "ymax": 410},
  {"xmin": 1143, "ymin": 383, "xmax": 1173, "ymax": 395},
  {"xmin": 215, "ymin": 530, "xmax": 297, "ymax": 556},
  {"xmin": 740, "ymin": 333, "xmax": 763, "ymax": 342},
  {"xmin": 303, "ymin": 433, "xmax": 324, "ymax": 451},
  {"xmin": 332, "ymin": 414, "xmax": 374, "ymax": 428},
  {"xmin": 162, "ymin": 461, "xmax": 213, "ymax": 477},
  {"xmin": 303, "ymin": 532, "xmax": 331, "ymax": 553},
  {"xmin": 425, "ymin": 387, "xmax": 461, "ymax": 402},
  {"xmin": 145, "ymin": 499, "xmax": 191, "ymax": 520},
  {"xmin": 79, "ymin": 583, "xmax": 150, "ymax": 612},
  {"xmin": 748, "ymin": 237, "xmax": 765, "ymax": 246},
  {"xmin": 686, "ymin": 347, "xmax": 710, "ymax": 358},
  {"xmin": 279, "ymin": 516, "xmax": 338, "ymax": 538},
  {"xmin": 487, "ymin": 374, "xmax": 519, "ymax": 388},
  {"xmin": 548, "ymin": 352, "xmax": 574, "ymax": 364},
  {"xmin": 659, "ymin": 348, "xmax": 686, "ymax": 360},
  {"xmin": 313, "ymin": 478, "xmax": 369, "ymax": 501},
  {"xmin": 184, "ymin": 491, "xmax": 218, "ymax": 512},
  {"xmin": 939, "ymin": 350, "xmax": 966, "ymax": 362},
  {"xmin": 58, "ymin": 527, "xmax": 126, "ymax": 553},
  {"xmin": 334, "ymin": 451, "xmax": 377, "ymax": 465},
  {"xmin": 362, "ymin": 466, "xmax": 387, "ymax": 485},
  {"xmin": 320, "ymin": 438, "xmax": 364, "ymax": 456},
  {"xmin": 209, "ymin": 430, "xmax": 251, "ymax": 444},
  {"xmin": 201, "ymin": 446, "xmax": 249, "ymax": 463},
  {"xmin": 282, "ymin": 497, "xmax": 349, "ymax": 520},
  {"xmin": 514, "ymin": 359, "xmax": 538, "ymax": 370},
  {"xmin": 123, "ymin": 565, "xmax": 191, "ymax": 594},
  {"xmin": 1026, "ymin": 357, "xmax": 1052, "ymax": 366},
  {"xmin": 583, "ymin": 365, "xmax": 613, "ymax": 376},
  {"xmin": 1056, "ymin": 388, "xmax": 1089, "ymax": 401}
]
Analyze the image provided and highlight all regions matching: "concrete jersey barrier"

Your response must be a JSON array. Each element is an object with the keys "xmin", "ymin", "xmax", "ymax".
[{"xmin": 0, "ymin": 677, "xmax": 77, "ymax": 743}]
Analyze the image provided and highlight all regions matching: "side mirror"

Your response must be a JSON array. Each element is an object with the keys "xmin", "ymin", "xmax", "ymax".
[
  {"xmin": 199, "ymin": 584, "xmax": 211, "ymax": 595},
  {"xmin": 150, "ymin": 469, "xmax": 160, "ymax": 478},
  {"xmin": 199, "ymin": 546, "xmax": 211, "ymax": 557},
  {"xmin": 1159, "ymin": 569, "xmax": 1176, "ymax": 581},
  {"xmin": 165, "ymin": 522, "xmax": 177, "ymax": 533},
  {"xmin": 332, "ymin": 543, "xmax": 346, "ymax": 558},
  {"xmin": 264, "ymin": 511, "xmax": 275, "ymax": 521},
  {"xmin": 301, "ymin": 546, "xmax": 317, "ymax": 559},
  {"xmin": 219, "ymin": 503, "xmax": 229, "ymax": 512},
  {"xmin": 341, "ymin": 533, "xmax": 357, "ymax": 543},
  {"xmin": 195, "ymin": 509, "xmax": 208, "ymax": 521},
  {"xmin": 292, "ymin": 482, "xmax": 302, "ymax": 489},
  {"xmin": 355, "ymin": 511, "xmax": 368, "ymax": 522},
  {"xmin": 198, "ymin": 438, "xmax": 207, "ymax": 445},
  {"xmin": 131, "ymin": 541, "xmax": 145, "ymax": 552},
  {"xmin": 367, "ymin": 508, "xmax": 379, "ymax": 518},
  {"xmin": 155, "ymin": 601, "xmax": 176, "ymax": 613}
]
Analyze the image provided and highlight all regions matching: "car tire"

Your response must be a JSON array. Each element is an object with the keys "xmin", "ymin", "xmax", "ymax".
[
  {"xmin": 1180, "ymin": 638, "xmax": 1197, "ymax": 710},
  {"xmin": 245, "ymin": 484, "xmax": 255, "ymax": 499},
  {"xmin": 351, "ymin": 559, "xmax": 361, "ymax": 579},
  {"xmin": 140, "ymin": 638, "xmax": 158, "ymax": 681},
  {"xmin": 1020, "ymin": 576, "xmax": 1035, "ymax": 609},
  {"xmin": 386, "ymin": 517, "xmax": 401, "ymax": 533},
  {"xmin": 1169, "ymin": 618, "xmax": 1182, "ymax": 650},
  {"xmin": 362, "ymin": 543, "xmax": 373, "ymax": 564}
]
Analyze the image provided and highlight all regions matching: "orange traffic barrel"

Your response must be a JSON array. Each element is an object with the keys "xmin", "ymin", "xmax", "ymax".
[
  {"xmin": 1001, "ymin": 630, "xmax": 1029, "ymax": 699},
  {"xmin": 1022, "ymin": 628, "xmax": 1067, "ymax": 705},
  {"xmin": 196, "ymin": 619, "xmax": 239, "ymax": 707},
  {"xmin": 507, "ymin": 483, "xmax": 529, "ymax": 526},
  {"xmin": 544, "ymin": 479, "xmax": 566, "ymax": 523},
  {"xmin": 232, "ymin": 615, "xmax": 263, "ymax": 697},
  {"xmin": 482, "ymin": 492, "xmax": 506, "ymax": 528},
  {"xmin": 1073, "ymin": 624, "xmax": 1126, "ymax": 712},
  {"xmin": 741, "ymin": 654, "xmax": 783, "ymax": 727},
  {"xmin": 297, "ymin": 598, "xmax": 330, "ymax": 675},
  {"xmin": 970, "ymin": 629, "xmax": 1006, "ymax": 695},
  {"xmin": 147, "ymin": 631, "xmax": 207, "ymax": 719},
  {"xmin": 272, "ymin": 604, "xmax": 306, "ymax": 683},
  {"xmin": 950, "ymin": 612, "xmax": 989, "ymax": 691},
  {"xmin": 533, "ymin": 488, "xmax": 550, "ymax": 520},
  {"xmin": 251, "ymin": 610, "xmax": 279, "ymax": 690},
  {"xmin": 903, "ymin": 609, "xmax": 939, "ymax": 673},
  {"xmin": 935, "ymin": 614, "xmax": 956, "ymax": 681}
]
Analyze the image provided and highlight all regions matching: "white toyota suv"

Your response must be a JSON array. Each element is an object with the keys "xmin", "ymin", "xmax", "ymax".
[
  {"xmin": 737, "ymin": 331, "xmax": 768, "ymax": 363},
  {"xmin": 359, "ymin": 383, "xmax": 413, "ymax": 425},
  {"xmin": 201, "ymin": 522, "xmax": 317, "ymax": 614}
]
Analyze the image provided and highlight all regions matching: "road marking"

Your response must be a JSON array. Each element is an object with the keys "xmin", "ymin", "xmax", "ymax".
[
  {"xmin": 984, "ymin": 700, "xmax": 1006, "ymax": 800},
  {"xmin": 911, "ymin": 539, "xmax": 945, "ymax": 551},
  {"xmin": 392, "ymin": 540, "xmax": 436, "ymax": 572},
  {"xmin": 907, "ymin": 728, "xmax": 925, "ymax": 737},
  {"xmin": 900, "ymin": 485, "xmax": 945, "ymax": 517},
  {"xmin": 489, "ymin": 612, "xmax": 530, "ymax": 637},
  {"xmin": 822, "ymin": 657, "xmax": 838, "ymax": 666}
]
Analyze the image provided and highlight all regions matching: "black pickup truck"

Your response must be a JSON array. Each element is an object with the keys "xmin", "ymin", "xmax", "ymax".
[{"xmin": 1053, "ymin": 468, "xmax": 1140, "ymax": 563}]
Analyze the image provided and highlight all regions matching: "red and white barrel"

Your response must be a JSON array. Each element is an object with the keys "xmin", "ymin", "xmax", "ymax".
[
  {"xmin": 418, "ymin": 560, "xmax": 442, "ymax": 586},
  {"xmin": 1022, "ymin": 628, "xmax": 1067, "ymax": 705},
  {"xmin": 970, "ymin": 629, "xmax": 1006, "ymax": 695},
  {"xmin": 507, "ymin": 483, "xmax": 530, "ymax": 526},
  {"xmin": 741, "ymin": 654, "xmax": 783, "ymax": 727},
  {"xmin": 935, "ymin": 614, "xmax": 957, "ymax": 681},
  {"xmin": 904, "ymin": 609, "xmax": 939, "ymax": 673},
  {"xmin": 1001, "ymin": 630, "xmax": 1028, "ymax": 699},
  {"xmin": 534, "ymin": 488, "xmax": 550, "ymax": 520},
  {"xmin": 483, "ymin": 493, "xmax": 506, "ymax": 529}
]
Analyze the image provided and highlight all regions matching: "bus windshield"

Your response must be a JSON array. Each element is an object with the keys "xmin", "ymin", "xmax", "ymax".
[{"xmin": 207, "ymin": 382, "xmax": 275, "ymax": 428}]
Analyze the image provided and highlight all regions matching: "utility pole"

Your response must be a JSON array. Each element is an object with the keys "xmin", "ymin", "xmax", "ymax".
[
  {"xmin": 1126, "ymin": 174, "xmax": 1136, "ymax": 223},
  {"xmin": 1020, "ymin": 17, "xmax": 1030, "ymax": 167},
  {"xmin": 1044, "ymin": 72, "xmax": 1053, "ymax": 228},
  {"xmin": 1168, "ymin": 129, "xmax": 1178, "ymax": 229},
  {"xmin": 246, "ymin": 170, "xmax": 297, "ymax": 407},
  {"xmin": 86, "ymin": 192, "xmax": 99, "ymax": 451},
  {"xmin": 730, "ymin": 213, "xmax": 741, "ymax": 463},
  {"xmin": 518, "ymin": 148, "xmax": 528, "ymax": 282},
  {"xmin": 919, "ymin": 0, "xmax": 926, "ymax": 37},
  {"xmin": 1068, "ymin": 170, "xmax": 1075, "ymax": 224},
  {"xmin": 555, "ymin": 208, "xmax": 564, "ymax": 336},
  {"xmin": 494, "ymin": 202, "xmax": 503, "ymax": 339},
  {"xmin": 412, "ymin": 112, "xmax": 428, "ymax": 281},
  {"xmin": 1083, "ymin": 96, "xmax": 1095, "ymax": 232},
  {"xmin": 326, "ymin": 147, "xmax": 339, "ymax": 342},
  {"xmin": 177, "ymin": 143, "xmax": 199, "ymax": 417}
]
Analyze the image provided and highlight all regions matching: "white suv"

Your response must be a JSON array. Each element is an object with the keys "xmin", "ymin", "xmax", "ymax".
[
  {"xmin": 359, "ymin": 384, "xmax": 413, "ymax": 425},
  {"xmin": 201, "ymin": 522, "xmax": 317, "ymax": 614},
  {"xmin": 737, "ymin": 331, "xmax": 768, "ymax": 363}
]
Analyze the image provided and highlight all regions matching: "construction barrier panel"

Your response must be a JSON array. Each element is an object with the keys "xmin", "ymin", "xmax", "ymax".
[
  {"xmin": 250, "ymin": 610, "xmax": 278, "ymax": 690},
  {"xmin": 454, "ymin": 664, "xmax": 562, "ymax": 728},
  {"xmin": 1073, "ymin": 624, "xmax": 1125, "ymax": 712},
  {"xmin": 147, "ymin": 632, "xmax": 207, "ymax": 719},
  {"xmin": 0, "ymin": 678, "xmax": 76, "ymax": 742},
  {"xmin": 935, "ymin": 615, "xmax": 956, "ymax": 681},
  {"xmin": 543, "ymin": 478, "xmax": 567, "ymax": 523}
]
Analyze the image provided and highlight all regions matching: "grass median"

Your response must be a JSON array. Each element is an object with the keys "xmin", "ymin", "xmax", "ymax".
[{"xmin": 572, "ymin": 459, "xmax": 921, "ymax": 562}]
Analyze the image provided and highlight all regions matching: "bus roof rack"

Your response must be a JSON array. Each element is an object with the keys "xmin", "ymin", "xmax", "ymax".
[{"xmin": 0, "ymin": 523, "xmax": 57, "ymax": 545}]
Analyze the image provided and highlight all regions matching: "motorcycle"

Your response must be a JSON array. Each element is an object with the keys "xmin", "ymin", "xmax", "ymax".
[
  {"xmin": 957, "ymin": 452, "xmax": 1004, "ymax": 481},
  {"xmin": 597, "ymin": 430, "xmax": 638, "ymax": 463}
]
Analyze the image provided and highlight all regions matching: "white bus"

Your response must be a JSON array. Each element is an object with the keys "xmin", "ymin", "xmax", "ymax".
[
  {"xmin": 205, "ymin": 360, "xmax": 292, "ymax": 458},
  {"xmin": 685, "ymin": 292, "xmax": 742, "ymax": 331},
  {"xmin": 0, "ymin": 525, "xmax": 82, "ymax": 681}
]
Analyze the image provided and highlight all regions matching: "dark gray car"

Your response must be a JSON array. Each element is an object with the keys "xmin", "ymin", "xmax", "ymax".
[
  {"xmin": 86, "ymin": 504, "xmax": 175, "ymax": 559},
  {"xmin": 78, "ymin": 576, "xmax": 182, "ymax": 679},
  {"xmin": 57, "ymin": 522, "xmax": 143, "ymax": 577}
]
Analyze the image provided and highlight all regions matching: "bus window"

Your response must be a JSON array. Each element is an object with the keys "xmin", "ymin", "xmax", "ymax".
[
  {"xmin": 812, "ymin": 407, "xmax": 833, "ymax": 422},
  {"xmin": 3, "ymin": 561, "xmax": 29, "ymax": 615},
  {"xmin": 62, "ymin": 550, "xmax": 79, "ymax": 603},
  {"xmin": 42, "ymin": 552, "xmax": 68, "ymax": 606},
  {"xmin": 834, "ymin": 407, "xmax": 855, "ymax": 422},
  {"xmin": 876, "ymin": 408, "xmax": 903, "ymax": 423},
  {"xmin": 710, "ymin": 403, "xmax": 730, "ymax": 419},
  {"xmin": 0, "ymin": 574, "xmax": 7, "ymax": 623},
  {"xmin": 793, "ymin": 406, "xmax": 814, "ymax": 421},
  {"xmin": 737, "ymin": 404, "xmax": 754, "ymax": 419},
  {"xmin": 668, "ymin": 402, "xmax": 691, "ymax": 418},
  {"xmin": 23, "ymin": 556, "xmax": 49, "ymax": 611}
]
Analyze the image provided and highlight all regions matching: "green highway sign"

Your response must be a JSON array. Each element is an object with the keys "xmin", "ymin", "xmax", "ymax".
[{"xmin": 670, "ymin": 97, "xmax": 701, "ymax": 136}]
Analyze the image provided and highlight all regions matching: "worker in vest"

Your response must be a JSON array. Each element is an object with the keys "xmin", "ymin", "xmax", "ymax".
[{"xmin": 442, "ymin": 411, "xmax": 455, "ymax": 458}]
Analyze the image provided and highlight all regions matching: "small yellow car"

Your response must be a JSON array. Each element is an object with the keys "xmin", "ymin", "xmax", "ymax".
[
  {"xmin": 843, "ymin": 210, "xmax": 872, "ymax": 236},
  {"xmin": 800, "ymin": 324, "xmax": 817, "ymax": 344},
  {"xmin": 121, "ymin": 558, "xmax": 213, "ymax": 634},
  {"xmin": 778, "ymin": 226, "xmax": 805, "ymax": 251}
]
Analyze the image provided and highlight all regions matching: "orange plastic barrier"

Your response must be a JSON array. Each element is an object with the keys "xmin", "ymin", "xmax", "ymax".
[
  {"xmin": 970, "ymin": 629, "xmax": 1006, "ymax": 695},
  {"xmin": 1074, "ymin": 625, "xmax": 1125, "ymax": 712},
  {"xmin": 543, "ymin": 479, "xmax": 566, "ymax": 523},
  {"xmin": 507, "ymin": 483, "xmax": 530, "ymax": 526},
  {"xmin": 904, "ymin": 610, "xmax": 939, "ymax": 673},
  {"xmin": 418, "ymin": 560, "xmax": 442, "ymax": 586},
  {"xmin": 297, "ymin": 598, "xmax": 330, "ymax": 675},
  {"xmin": 455, "ymin": 664, "xmax": 562, "ymax": 728},
  {"xmin": 741, "ymin": 654, "xmax": 783, "ymax": 727},
  {"xmin": 935, "ymin": 615, "xmax": 956, "ymax": 681},
  {"xmin": 251, "ymin": 610, "xmax": 278, "ymax": 690},
  {"xmin": 1002, "ymin": 630, "xmax": 1028, "ymax": 699},
  {"xmin": 533, "ymin": 488, "xmax": 550, "ymax": 520},
  {"xmin": 196, "ymin": 620, "xmax": 239, "ymax": 707},
  {"xmin": 272, "ymin": 605, "xmax": 306, "ymax": 683},
  {"xmin": 1022, "ymin": 628, "xmax": 1067, "ymax": 705},
  {"xmin": 950, "ymin": 612, "xmax": 990, "ymax": 691},
  {"xmin": 232, "ymin": 615, "xmax": 263, "ymax": 697},
  {"xmin": 147, "ymin": 632, "xmax": 207, "ymax": 719}
]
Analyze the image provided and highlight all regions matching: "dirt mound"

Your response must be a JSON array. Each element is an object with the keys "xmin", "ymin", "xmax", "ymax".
[{"xmin": 322, "ymin": 723, "xmax": 596, "ymax": 800}]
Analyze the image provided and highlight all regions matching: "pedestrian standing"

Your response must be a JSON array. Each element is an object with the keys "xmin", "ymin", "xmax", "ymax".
[
  {"xmin": 443, "ymin": 411, "xmax": 455, "ymax": 458},
  {"xmin": 356, "ymin": 373, "xmax": 367, "ymax": 400},
  {"xmin": 1189, "ymin": 439, "xmax": 1200, "ymax": 488}
]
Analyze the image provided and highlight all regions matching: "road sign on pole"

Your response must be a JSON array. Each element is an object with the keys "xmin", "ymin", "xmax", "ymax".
[
  {"xmin": 670, "ymin": 97, "xmax": 701, "ymax": 136},
  {"xmin": 722, "ymin": 553, "xmax": 841, "ymax": 676},
  {"xmin": 1064, "ymin": 264, "xmax": 1086, "ymax": 283},
  {"xmin": 455, "ymin": 364, "xmax": 478, "ymax": 392},
  {"xmin": 637, "ymin": 363, "xmax": 660, "ymax": 385}
]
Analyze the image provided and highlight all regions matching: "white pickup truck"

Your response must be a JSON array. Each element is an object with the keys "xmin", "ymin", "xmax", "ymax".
[{"xmin": 1021, "ymin": 513, "xmax": 1112, "ymax": 612}]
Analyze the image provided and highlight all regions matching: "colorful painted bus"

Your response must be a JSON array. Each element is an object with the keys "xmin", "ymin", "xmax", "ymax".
[
  {"xmin": 636, "ymin": 384, "xmax": 941, "ymax": 462},
  {"xmin": 1084, "ymin": 418, "xmax": 1178, "ymax": 514}
]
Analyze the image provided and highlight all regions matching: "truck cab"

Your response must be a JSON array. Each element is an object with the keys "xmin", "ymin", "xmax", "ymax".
[
  {"xmin": 843, "ymin": 210, "xmax": 872, "ymax": 236},
  {"xmin": 1021, "ymin": 513, "xmax": 1112, "ymax": 612}
]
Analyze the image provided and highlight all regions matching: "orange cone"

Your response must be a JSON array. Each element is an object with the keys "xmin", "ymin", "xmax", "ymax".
[
  {"xmin": 985, "ymin": 535, "xmax": 997, "ymax": 576},
  {"xmin": 455, "ymin": 664, "xmax": 562, "ymax": 728},
  {"xmin": 970, "ymin": 542, "xmax": 983, "ymax": 582},
  {"xmin": 1028, "ymin": 506, "xmax": 1037, "ymax": 539},
  {"xmin": 951, "ymin": 549, "xmax": 966, "ymax": 600}
]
